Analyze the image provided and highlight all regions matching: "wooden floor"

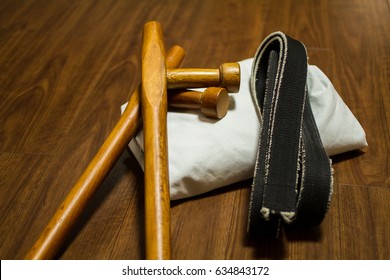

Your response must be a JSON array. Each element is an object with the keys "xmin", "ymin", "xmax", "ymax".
[{"xmin": 0, "ymin": 0, "xmax": 389, "ymax": 260}]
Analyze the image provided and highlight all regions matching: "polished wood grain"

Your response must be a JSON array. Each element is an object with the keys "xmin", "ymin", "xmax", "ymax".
[
  {"xmin": 141, "ymin": 21, "xmax": 171, "ymax": 260},
  {"xmin": 0, "ymin": 0, "xmax": 389, "ymax": 260},
  {"xmin": 168, "ymin": 87, "xmax": 230, "ymax": 119},
  {"xmin": 24, "ymin": 45, "xmax": 185, "ymax": 260},
  {"xmin": 166, "ymin": 62, "xmax": 240, "ymax": 93}
]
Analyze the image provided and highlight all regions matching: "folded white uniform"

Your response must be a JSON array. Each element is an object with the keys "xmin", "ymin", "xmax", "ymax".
[{"xmin": 121, "ymin": 58, "xmax": 367, "ymax": 200}]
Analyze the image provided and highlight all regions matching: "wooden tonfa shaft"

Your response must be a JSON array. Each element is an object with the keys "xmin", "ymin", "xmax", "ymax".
[
  {"xmin": 25, "ymin": 45, "xmax": 185, "ymax": 260},
  {"xmin": 141, "ymin": 21, "xmax": 171, "ymax": 260}
]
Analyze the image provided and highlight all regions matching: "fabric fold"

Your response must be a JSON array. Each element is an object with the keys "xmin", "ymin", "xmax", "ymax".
[{"xmin": 121, "ymin": 55, "xmax": 367, "ymax": 200}]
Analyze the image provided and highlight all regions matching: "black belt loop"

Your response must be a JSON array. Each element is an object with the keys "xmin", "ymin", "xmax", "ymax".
[{"xmin": 247, "ymin": 32, "xmax": 333, "ymax": 237}]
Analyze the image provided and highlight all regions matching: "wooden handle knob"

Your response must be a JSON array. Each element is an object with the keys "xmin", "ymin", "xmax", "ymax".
[
  {"xmin": 166, "ymin": 62, "xmax": 240, "ymax": 93},
  {"xmin": 201, "ymin": 87, "xmax": 229, "ymax": 119},
  {"xmin": 168, "ymin": 87, "xmax": 229, "ymax": 119},
  {"xmin": 219, "ymin": 63, "xmax": 240, "ymax": 93}
]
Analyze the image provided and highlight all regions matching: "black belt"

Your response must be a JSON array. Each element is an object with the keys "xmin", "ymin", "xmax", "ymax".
[{"xmin": 247, "ymin": 32, "xmax": 333, "ymax": 237}]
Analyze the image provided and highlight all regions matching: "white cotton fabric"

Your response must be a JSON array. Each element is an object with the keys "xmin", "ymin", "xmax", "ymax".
[
  {"xmin": 306, "ymin": 65, "xmax": 368, "ymax": 155},
  {"xmin": 121, "ymin": 58, "xmax": 367, "ymax": 200}
]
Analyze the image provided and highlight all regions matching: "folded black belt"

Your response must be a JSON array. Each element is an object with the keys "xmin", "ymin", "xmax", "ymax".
[{"xmin": 247, "ymin": 32, "xmax": 333, "ymax": 237}]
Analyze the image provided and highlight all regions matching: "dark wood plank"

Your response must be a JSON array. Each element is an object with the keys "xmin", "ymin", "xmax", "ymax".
[
  {"xmin": 338, "ymin": 184, "xmax": 390, "ymax": 259},
  {"xmin": 328, "ymin": 0, "xmax": 390, "ymax": 188},
  {"xmin": 171, "ymin": 185, "xmax": 242, "ymax": 259},
  {"xmin": 262, "ymin": 0, "xmax": 332, "ymax": 48},
  {"xmin": 0, "ymin": 153, "xmax": 51, "ymax": 258},
  {"xmin": 58, "ymin": 153, "xmax": 145, "ymax": 260}
]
